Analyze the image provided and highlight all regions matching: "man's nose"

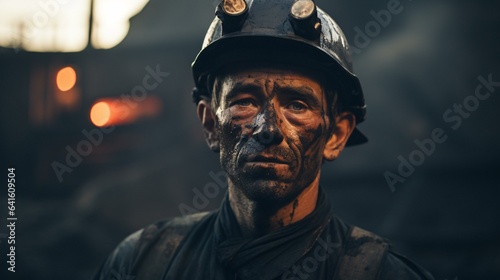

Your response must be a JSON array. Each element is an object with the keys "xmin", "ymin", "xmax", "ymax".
[{"xmin": 252, "ymin": 107, "xmax": 284, "ymax": 146}]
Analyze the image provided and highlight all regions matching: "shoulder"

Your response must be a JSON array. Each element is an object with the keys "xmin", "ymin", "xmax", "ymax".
[
  {"xmin": 329, "ymin": 218, "xmax": 434, "ymax": 280},
  {"xmin": 92, "ymin": 212, "xmax": 211, "ymax": 280},
  {"xmin": 91, "ymin": 228, "xmax": 142, "ymax": 280},
  {"xmin": 378, "ymin": 250, "xmax": 435, "ymax": 280}
]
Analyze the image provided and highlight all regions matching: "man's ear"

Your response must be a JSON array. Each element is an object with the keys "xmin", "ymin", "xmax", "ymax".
[
  {"xmin": 197, "ymin": 99, "xmax": 220, "ymax": 152},
  {"xmin": 323, "ymin": 112, "xmax": 356, "ymax": 161}
]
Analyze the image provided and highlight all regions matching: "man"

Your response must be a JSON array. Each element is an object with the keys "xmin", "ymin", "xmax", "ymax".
[{"xmin": 93, "ymin": 0, "xmax": 435, "ymax": 279}]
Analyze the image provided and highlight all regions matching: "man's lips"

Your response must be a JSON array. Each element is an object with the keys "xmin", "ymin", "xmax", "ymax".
[{"xmin": 245, "ymin": 154, "xmax": 289, "ymax": 164}]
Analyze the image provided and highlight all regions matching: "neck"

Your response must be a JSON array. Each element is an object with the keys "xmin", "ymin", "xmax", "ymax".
[{"xmin": 228, "ymin": 173, "xmax": 321, "ymax": 238}]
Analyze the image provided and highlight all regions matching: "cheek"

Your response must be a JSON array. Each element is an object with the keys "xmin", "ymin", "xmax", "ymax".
[
  {"xmin": 285, "ymin": 110, "xmax": 324, "ymax": 134},
  {"xmin": 286, "ymin": 115, "xmax": 327, "ymax": 157},
  {"xmin": 216, "ymin": 108, "xmax": 254, "ymax": 149},
  {"xmin": 295, "ymin": 124, "xmax": 325, "ymax": 181}
]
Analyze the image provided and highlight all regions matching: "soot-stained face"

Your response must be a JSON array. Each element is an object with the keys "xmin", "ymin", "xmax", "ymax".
[{"xmin": 213, "ymin": 67, "xmax": 335, "ymax": 203}]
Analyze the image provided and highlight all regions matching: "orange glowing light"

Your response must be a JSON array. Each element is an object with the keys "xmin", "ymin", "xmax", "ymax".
[
  {"xmin": 89, "ymin": 97, "xmax": 163, "ymax": 127},
  {"xmin": 56, "ymin": 66, "xmax": 77, "ymax": 91},
  {"xmin": 90, "ymin": 101, "xmax": 111, "ymax": 127}
]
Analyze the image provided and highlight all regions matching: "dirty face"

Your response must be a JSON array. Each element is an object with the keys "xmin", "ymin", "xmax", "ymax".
[{"xmin": 212, "ymin": 66, "xmax": 335, "ymax": 203}]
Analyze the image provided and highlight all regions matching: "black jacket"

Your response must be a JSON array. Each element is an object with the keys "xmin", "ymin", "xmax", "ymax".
[{"xmin": 93, "ymin": 190, "xmax": 434, "ymax": 280}]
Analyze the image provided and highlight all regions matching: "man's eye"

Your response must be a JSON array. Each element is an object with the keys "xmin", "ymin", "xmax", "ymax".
[
  {"xmin": 288, "ymin": 101, "xmax": 307, "ymax": 111},
  {"xmin": 231, "ymin": 98, "xmax": 253, "ymax": 107}
]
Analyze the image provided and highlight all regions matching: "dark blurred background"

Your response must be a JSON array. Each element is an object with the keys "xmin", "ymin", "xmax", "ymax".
[{"xmin": 0, "ymin": 0, "xmax": 499, "ymax": 279}]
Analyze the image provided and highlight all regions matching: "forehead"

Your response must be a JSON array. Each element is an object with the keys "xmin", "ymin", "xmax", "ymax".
[{"xmin": 217, "ymin": 65, "xmax": 326, "ymax": 95}]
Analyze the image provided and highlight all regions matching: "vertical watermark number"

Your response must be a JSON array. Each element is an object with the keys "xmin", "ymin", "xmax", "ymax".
[{"xmin": 6, "ymin": 168, "xmax": 17, "ymax": 273}]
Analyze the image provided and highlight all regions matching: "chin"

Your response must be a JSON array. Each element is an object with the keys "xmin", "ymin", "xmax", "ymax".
[{"xmin": 236, "ymin": 179, "xmax": 305, "ymax": 204}]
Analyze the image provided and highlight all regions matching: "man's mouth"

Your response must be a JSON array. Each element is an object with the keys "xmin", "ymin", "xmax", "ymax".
[{"xmin": 245, "ymin": 154, "xmax": 289, "ymax": 165}]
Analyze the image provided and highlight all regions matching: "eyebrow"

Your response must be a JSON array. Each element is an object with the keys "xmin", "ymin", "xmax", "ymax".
[{"xmin": 225, "ymin": 82, "xmax": 264, "ymax": 102}]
